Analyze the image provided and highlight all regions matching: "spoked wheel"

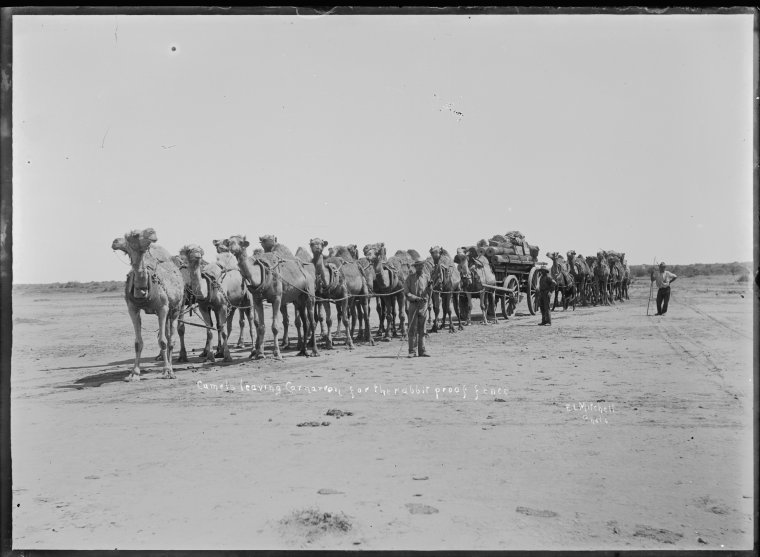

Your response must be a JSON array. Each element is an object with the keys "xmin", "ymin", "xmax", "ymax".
[
  {"xmin": 526, "ymin": 267, "xmax": 540, "ymax": 316},
  {"xmin": 502, "ymin": 275, "xmax": 519, "ymax": 318}
]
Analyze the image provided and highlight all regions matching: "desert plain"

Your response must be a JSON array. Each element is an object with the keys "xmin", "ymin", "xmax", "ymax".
[{"xmin": 10, "ymin": 274, "xmax": 756, "ymax": 550}]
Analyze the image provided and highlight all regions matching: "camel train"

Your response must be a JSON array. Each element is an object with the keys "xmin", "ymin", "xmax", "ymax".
[{"xmin": 112, "ymin": 228, "xmax": 630, "ymax": 379}]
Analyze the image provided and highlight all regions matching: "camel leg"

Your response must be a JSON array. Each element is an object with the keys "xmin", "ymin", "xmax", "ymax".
[
  {"xmin": 198, "ymin": 306, "xmax": 216, "ymax": 363},
  {"xmin": 322, "ymin": 302, "xmax": 333, "ymax": 350},
  {"xmin": 431, "ymin": 291, "xmax": 441, "ymax": 333},
  {"xmin": 340, "ymin": 298, "xmax": 353, "ymax": 349},
  {"xmin": 127, "ymin": 306, "xmax": 143, "ymax": 381},
  {"xmin": 165, "ymin": 312, "xmax": 178, "ymax": 379},
  {"xmin": 251, "ymin": 302, "xmax": 266, "ymax": 360},
  {"xmin": 280, "ymin": 305, "xmax": 291, "ymax": 350},
  {"xmin": 361, "ymin": 293, "xmax": 374, "ymax": 346},
  {"xmin": 295, "ymin": 307, "xmax": 304, "ymax": 352},
  {"xmin": 217, "ymin": 305, "xmax": 232, "ymax": 363},
  {"xmin": 334, "ymin": 302, "xmax": 343, "ymax": 339},
  {"xmin": 236, "ymin": 307, "xmax": 246, "ymax": 347},
  {"xmin": 270, "ymin": 297, "xmax": 283, "ymax": 361},
  {"xmin": 398, "ymin": 293, "xmax": 407, "ymax": 340},
  {"xmin": 244, "ymin": 307, "xmax": 255, "ymax": 350},
  {"xmin": 176, "ymin": 312, "xmax": 188, "ymax": 363},
  {"xmin": 307, "ymin": 298, "xmax": 319, "ymax": 358},
  {"xmin": 157, "ymin": 307, "xmax": 174, "ymax": 379}
]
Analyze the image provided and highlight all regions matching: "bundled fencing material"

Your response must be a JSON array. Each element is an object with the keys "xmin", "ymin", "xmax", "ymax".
[{"xmin": 478, "ymin": 231, "xmax": 539, "ymax": 265}]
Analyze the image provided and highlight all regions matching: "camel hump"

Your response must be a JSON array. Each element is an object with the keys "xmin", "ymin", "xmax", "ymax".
[
  {"xmin": 332, "ymin": 245, "xmax": 354, "ymax": 260},
  {"xmin": 295, "ymin": 246, "xmax": 312, "ymax": 263},
  {"xmin": 148, "ymin": 245, "xmax": 173, "ymax": 264},
  {"xmin": 271, "ymin": 243, "xmax": 295, "ymax": 259}
]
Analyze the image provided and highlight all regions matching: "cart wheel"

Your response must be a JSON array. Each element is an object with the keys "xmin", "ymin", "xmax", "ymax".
[
  {"xmin": 503, "ymin": 275, "xmax": 519, "ymax": 318},
  {"xmin": 527, "ymin": 267, "xmax": 540, "ymax": 316}
]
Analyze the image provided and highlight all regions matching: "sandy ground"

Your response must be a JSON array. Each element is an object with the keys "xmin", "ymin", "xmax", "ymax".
[{"xmin": 10, "ymin": 275, "xmax": 755, "ymax": 550}]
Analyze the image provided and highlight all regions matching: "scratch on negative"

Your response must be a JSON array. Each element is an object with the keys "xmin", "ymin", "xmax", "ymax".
[
  {"xmin": 114, "ymin": 16, "xmax": 118, "ymax": 45},
  {"xmin": 101, "ymin": 126, "xmax": 110, "ymax": 149}
]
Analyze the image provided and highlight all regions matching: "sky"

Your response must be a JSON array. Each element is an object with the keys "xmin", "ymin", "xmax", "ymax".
[{"xmin": 11, "ymin": 13, "xmax": 755, "ymax": 283}]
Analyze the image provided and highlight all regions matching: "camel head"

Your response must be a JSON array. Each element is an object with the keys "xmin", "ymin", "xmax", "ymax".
[
  {"xmin": 309, "ymin": 238, "xmax": 327, "ymax": 257},
  {"xmin": 347, "ymin": 244, "xmax": 359, "ymax": 260},
  {"xmin": 546, "ymin": 251, "xmax": 559, "ymax": 262},
  {"xmin": 117, "ymin": 228, "xmax": 159, "ymax": 298},
  {"xmin": 111, "ymin": 237, "xmax": 128, "ymax": 253},
  {"xmin": 224, "ymin": 235, "xmax": 249, "ymax": 258},
  {"xmin": 180, "ymin": 244, "xmax": 205, "ymax": 265},
  {"xmin": 259, "ymin": 235, "xmax": 277, "ymax": 253},
  {"xmin": 429, "ymin": 245, "xmax": 443, "ymax": 263},
  {"xmin": 213, "ymin": 239, "xmax": 229, "ymax": 253},
  {"xmin": 567, "ymin": 250, "xmax": 576, "ymax": 261},
  {"xmin": 363, "ymin": 242, "xmax": 384, "ymax": 263}
]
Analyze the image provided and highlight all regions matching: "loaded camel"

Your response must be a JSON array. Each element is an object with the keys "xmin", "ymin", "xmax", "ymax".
[
  {"xmin": 546, "ymin": 252, "xmax": 577, "ymax": 311},
  {"xmin": 180, "ymin": 243, "xmax": 255, "ymax": 363},
  {"xmin": 566, "ymin": 250, "xmax": 591, "ymax": 306},
  {"xmin": 223, "ymin": 235, "xmax": 318, "ymax": 359},
  {"xmin": 457, "ymin": 248, "xmax": 498, "ymax": 325},
  {"xmin": 594, "ymin": 251, "xmax": 613, "ymax": 306},
  {"xmin": 212, "ymin": 239, "xmax": 256, "ymax": 349},
  {"xmin": 428, "ymin": 245, "xmax": 463, "ymax": 332},
  {"xmin": 363, "ymin": 243, "xmax": 410, "ymax": 340},
  {"xmin": 308, "ymin": 238, "xmax": 374, "ymax": 349},
  {"xmin": 111, "ymin": 228, "xmax": 184, "ymax": 381}
]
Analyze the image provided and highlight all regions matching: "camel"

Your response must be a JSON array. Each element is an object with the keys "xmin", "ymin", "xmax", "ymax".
[
  {"xmin": 111, "ymin": 228, "xmax": 184, "ymax": 381},
  {"xmin": 326, "ymin": 244, "xmax": 374, "ymax": 346},
  {"xmin": 260, "ymin": 236, "xmax": 307, "ymax": 352},
  {"xmin": 349, "ymin": 244, "xmax": 379, "ymax": 341},
  {"xmin": 428, "ymin": 246, "xmax": 463, "ymax": 332},
  {"xmin": 363, "ymin": 243, "xmax": 409, "ymax": 340},
  {"xmin": 223, "ymin": 235, "xmax": 318, "ymax": 359},
  {"xmin": 546, "ymin": 252, "xmax": 577, "ymax": 311},
  {"xmin": 567, "ymin": 250, "xmax": 591, "ymax": 306},
  {"xmin": 180, "ymin": 244, "xmax": 255, "ymax": 363},
  {"xmin": 457, "ymin": 251, "xmax": 498, "ymax": 325},
  {"xmin": 308, "ymin": 238, "xmax": 374, "ymax": 349},
  {"xmin": 595, "ymin": 251, "xmax": 613, "ymax": 306},
  {"xmin": 584, "ymin": 256, "xmax": 599, "ymax": 305},
  {"xmin": 212, "ymin": 239, "xmax": 256, "ymax": 348}
]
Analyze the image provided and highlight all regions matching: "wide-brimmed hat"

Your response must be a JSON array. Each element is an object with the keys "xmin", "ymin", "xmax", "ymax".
[{"xmin": 411, "ymin": 253, "xmax": 426, "ymax": 266}]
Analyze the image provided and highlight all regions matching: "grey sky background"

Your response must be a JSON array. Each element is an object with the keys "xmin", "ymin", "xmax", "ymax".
[{"xmin": 12, "ymin": 14, "xmax": 754, "ymax": 283}]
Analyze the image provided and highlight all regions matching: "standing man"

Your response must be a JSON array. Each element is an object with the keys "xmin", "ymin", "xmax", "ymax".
[
  {"xmin": 651, "ymin": 262, "xmax": 678, "ymax": 315},
  {"xmin": 538, "ymin": 265, "xmax": 557, "ymax": 326},
  {"xmin": 405, "ymin": 254, "xmax": 431, "ymax": 357}
]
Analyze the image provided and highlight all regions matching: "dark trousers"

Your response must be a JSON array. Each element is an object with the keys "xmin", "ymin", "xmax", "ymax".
[
  {"xmin": 656, "ymin": 286, "xmax": 671, "ymax": 315},
  {"xmin": 539, "ymin": 292, "xmax": 552, "ymax": 324}
]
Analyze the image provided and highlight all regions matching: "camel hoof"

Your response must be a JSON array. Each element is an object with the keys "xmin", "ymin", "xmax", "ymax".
[
  {"xmin": 205, "ymin": 354, "xmax": 216, "ymax": 364},
  {"xmin": 177, "ymin": 354, "xmax": 188, "ymax": 363},
  {"xmin": 236, "ymin": 342, "xmax": 244, "ymax": 349},
  {"xmin": 154, "ymin": 354, "xmax": 162, "ymax": 362},
  {"xmin": 124, "ymin": 373, "xmax": 141, "ymax": 382},
  {"xmin": 223, "ymin": 356, "xmax": 233, "ymax": 363},
  {"xmin": 250, "ymin": 352, "xmax": 265, "ymax": 360},
  {"xmin": 311, "ymin": 351, "xmax": 320, "ymax": 357},
  {"xmin": 273, "ymin": 354, "xmax": 283, "ymax": 361}
]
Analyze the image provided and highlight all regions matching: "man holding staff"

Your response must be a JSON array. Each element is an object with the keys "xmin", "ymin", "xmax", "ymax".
[
  {"xmin": 651, "ymin": 262, "xmax": 678, "ymax": 316},
  {"xmin": 405, "ymin": 254, "xmax": 432, "ymax": 357}
]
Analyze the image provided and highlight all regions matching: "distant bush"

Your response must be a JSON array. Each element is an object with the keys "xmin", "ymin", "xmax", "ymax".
[
  {"xmin": 631, "ymin": 262, "xmax": 750, "ymax": 279},
  {"xmin": 737, "ymin": 274, "xmax": 749, "ymax": 283}
]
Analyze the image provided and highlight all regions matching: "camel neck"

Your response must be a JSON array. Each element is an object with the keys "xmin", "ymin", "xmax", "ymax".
[
  {"xmin": 312, "ymin": 252, "xmax": 327, "ymax": 282},
  {"xmin": 236, "ymin": 254, "xmax": 262, "ymax": 289},
  {"xmin": 187, "ymin": 259, "xmax": 209, "ymax": 299},
  {"xmin": 373, "ymin": 257, "xmax": 390, "ymax": 288}
]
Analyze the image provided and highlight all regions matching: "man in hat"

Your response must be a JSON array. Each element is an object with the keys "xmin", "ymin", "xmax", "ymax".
[
  {"xmin": 259, "ymin": 235, "xmax": 278, "ymax": 253},
  {"xmin": 538, "ymin": 265, "xmax": 557, "ymax": 326},
  {"xmin": 405, "ymin": 254, "xmax": 431, "ymax": 357},
  {"xmin": 650, "ymin": 262, "xmax": 677, "ymax": 315}
]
